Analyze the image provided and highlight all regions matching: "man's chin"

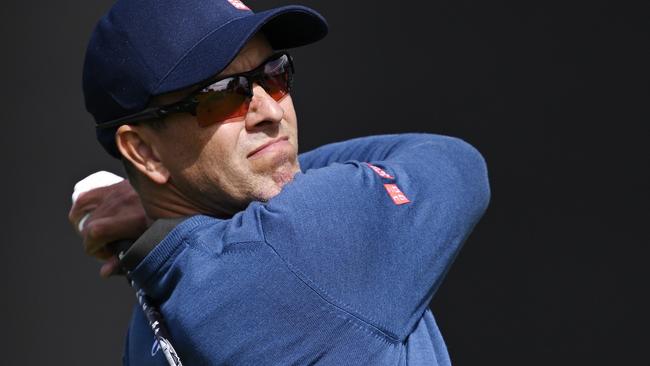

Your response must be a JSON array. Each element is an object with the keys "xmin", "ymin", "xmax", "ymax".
[
  {"xmin": 271, "ymin": 165, "xmax": 298, "ymax": 188},
  {"xmin": 250, "ymin": 161, "xmax": 299, "ymax": 202}
]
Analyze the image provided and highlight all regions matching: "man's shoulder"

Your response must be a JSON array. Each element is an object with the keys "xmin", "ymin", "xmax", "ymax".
[{"xmin": 120, "ymin": 214, "xmax": 266, "ymax": 272}]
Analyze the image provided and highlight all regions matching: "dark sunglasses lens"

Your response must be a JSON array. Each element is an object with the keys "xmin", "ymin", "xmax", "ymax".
[
  {"xmin": 262, "ymin": 54, "xmax": 291, "ymax": 101},
  {"xmin": 193, "ymin": 54, "xmax": 292, "ymax": 126},
  {"xmin": 195, "ymin": 77, "xmax": 250, "ymax": 127}
]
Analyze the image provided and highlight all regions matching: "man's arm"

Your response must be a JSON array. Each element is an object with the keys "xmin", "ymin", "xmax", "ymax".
[
  {"xmin": 262, "ymin": 133, "xmax": 491, "ymax": 340},
  {"xmin": 69, "ymin": 133, "xmax": 490, "ymax": 359},
  {"xmin": 70, "ymin": 135, "xmax": 489, "ymax": 324}
]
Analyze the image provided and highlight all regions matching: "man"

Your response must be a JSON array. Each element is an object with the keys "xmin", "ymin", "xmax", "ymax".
[{"xmin": 70, "ymin": 0, "xmax": 491, "ymax": 364}]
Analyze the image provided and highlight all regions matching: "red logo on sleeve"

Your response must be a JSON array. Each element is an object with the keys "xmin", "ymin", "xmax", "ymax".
[
  {"xmin": 383, "ymin": 184, "xmax": 411, "ymax": 205},
  {"xmin": 366, "ymin": 163, "xmax": 394, "ymax": 179}
]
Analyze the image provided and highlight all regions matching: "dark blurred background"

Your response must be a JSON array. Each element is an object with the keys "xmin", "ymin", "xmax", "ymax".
[{"xmin": 1, "ymin": 0, "xmax": 648, "ymax": 364}]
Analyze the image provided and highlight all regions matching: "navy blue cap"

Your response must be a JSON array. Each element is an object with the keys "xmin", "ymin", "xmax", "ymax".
[{"xmin": 83, "ymin": 0, "xmax": 328, "ymax": 158}]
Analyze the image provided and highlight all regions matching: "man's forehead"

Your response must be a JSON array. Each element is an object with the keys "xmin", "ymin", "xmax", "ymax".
[{"xmin": 151, "ymin": 34, "xmax": 272, "ymax": 106}]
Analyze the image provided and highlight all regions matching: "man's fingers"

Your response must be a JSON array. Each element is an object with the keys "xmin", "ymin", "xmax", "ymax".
[
  {"xmin": 99, "ymin": 256, "xmax": 120, "ymax": 278},
  {"xmin": 85, "ymin": 211, "xmax": 149, "ymax": 243},
  {"xmin": 87, "ymin": 245, "xmax": 114, "ymax": 261},
  {"xmin": 68, "ymin": 184, "xmax": 114, "ymax": 230},
  {"xmin": 69, "ymin": 178, "xmax": 149, "ymax": 262},
  {"xmin": 69, "ymin": 180, "xmax": 136, "ymax": 226},
  {"xmin": 82, "ymin": 213, "xmax": 148, "ymax": 258}
]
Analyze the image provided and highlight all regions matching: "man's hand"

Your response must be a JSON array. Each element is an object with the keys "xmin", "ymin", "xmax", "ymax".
[{"xmin": 68, "ymin": 179, "xmax": 150, "ymax": 277}]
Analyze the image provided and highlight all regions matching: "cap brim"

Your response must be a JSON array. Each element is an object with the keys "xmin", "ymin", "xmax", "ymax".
[{"xmin": 154, "ymin": 5, "xmax": 328, "ymax": 95}]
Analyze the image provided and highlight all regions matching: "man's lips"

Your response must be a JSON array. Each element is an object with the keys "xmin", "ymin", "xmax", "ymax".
[{"xmin": 247, "ymin": 136, "xmax": 290, "ymax": 159}]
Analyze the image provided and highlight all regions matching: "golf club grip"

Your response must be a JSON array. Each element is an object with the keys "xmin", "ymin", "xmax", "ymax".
[
  {"xmin": 108, "ymin": 239, "xmax": 133, "ymax": 258},
  {"xmin": 112, "ymin": 239, "xmax": 185, "ymax": 366}
]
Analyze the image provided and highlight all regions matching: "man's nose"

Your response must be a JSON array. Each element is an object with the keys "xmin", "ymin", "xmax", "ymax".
[{"xmin": 244, "ymin": 83, "xmax": 284, "ymax": 131}]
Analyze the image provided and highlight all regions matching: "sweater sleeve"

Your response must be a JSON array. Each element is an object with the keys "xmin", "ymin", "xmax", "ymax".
[{"xmin": 261, "ymin": 133, "xmax": 491, "ymax": 340}]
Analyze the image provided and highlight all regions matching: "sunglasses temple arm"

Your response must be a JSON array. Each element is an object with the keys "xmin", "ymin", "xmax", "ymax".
[{"xmin": 95, "ymin": 101, "xmax": 200, "ymax": 130}]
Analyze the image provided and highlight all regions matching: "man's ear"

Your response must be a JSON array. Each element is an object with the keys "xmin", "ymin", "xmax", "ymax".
[{"xmin": 116, "ymin": 125, "xmax": 170, "ymax": 185}]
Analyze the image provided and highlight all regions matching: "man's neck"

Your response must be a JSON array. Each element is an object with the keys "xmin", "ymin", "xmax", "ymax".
[{"xmin": 137, "ymin": 181, "xmax": 235, "ymax": 220}]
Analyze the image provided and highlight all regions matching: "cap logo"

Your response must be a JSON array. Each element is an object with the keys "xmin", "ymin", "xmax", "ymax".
[{"xmin": 227, "ymin": 0, "xmax": 250, "ymax": 10}]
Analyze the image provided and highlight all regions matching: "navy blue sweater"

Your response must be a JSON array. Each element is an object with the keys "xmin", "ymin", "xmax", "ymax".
[{"xmin": 123, "ymin": 134, "xmax": 491, "ymax": 365}]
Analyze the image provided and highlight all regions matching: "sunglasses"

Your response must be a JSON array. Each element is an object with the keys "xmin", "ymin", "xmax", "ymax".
[{"xmin": 96, "ymin": 52, "xmax": 294, "ymax": 129}]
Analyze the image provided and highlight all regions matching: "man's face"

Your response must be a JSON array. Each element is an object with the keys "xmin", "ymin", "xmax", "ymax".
[{"xmin": 146, "ymin": 35, "xmax": 300, "ymax": 216}]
